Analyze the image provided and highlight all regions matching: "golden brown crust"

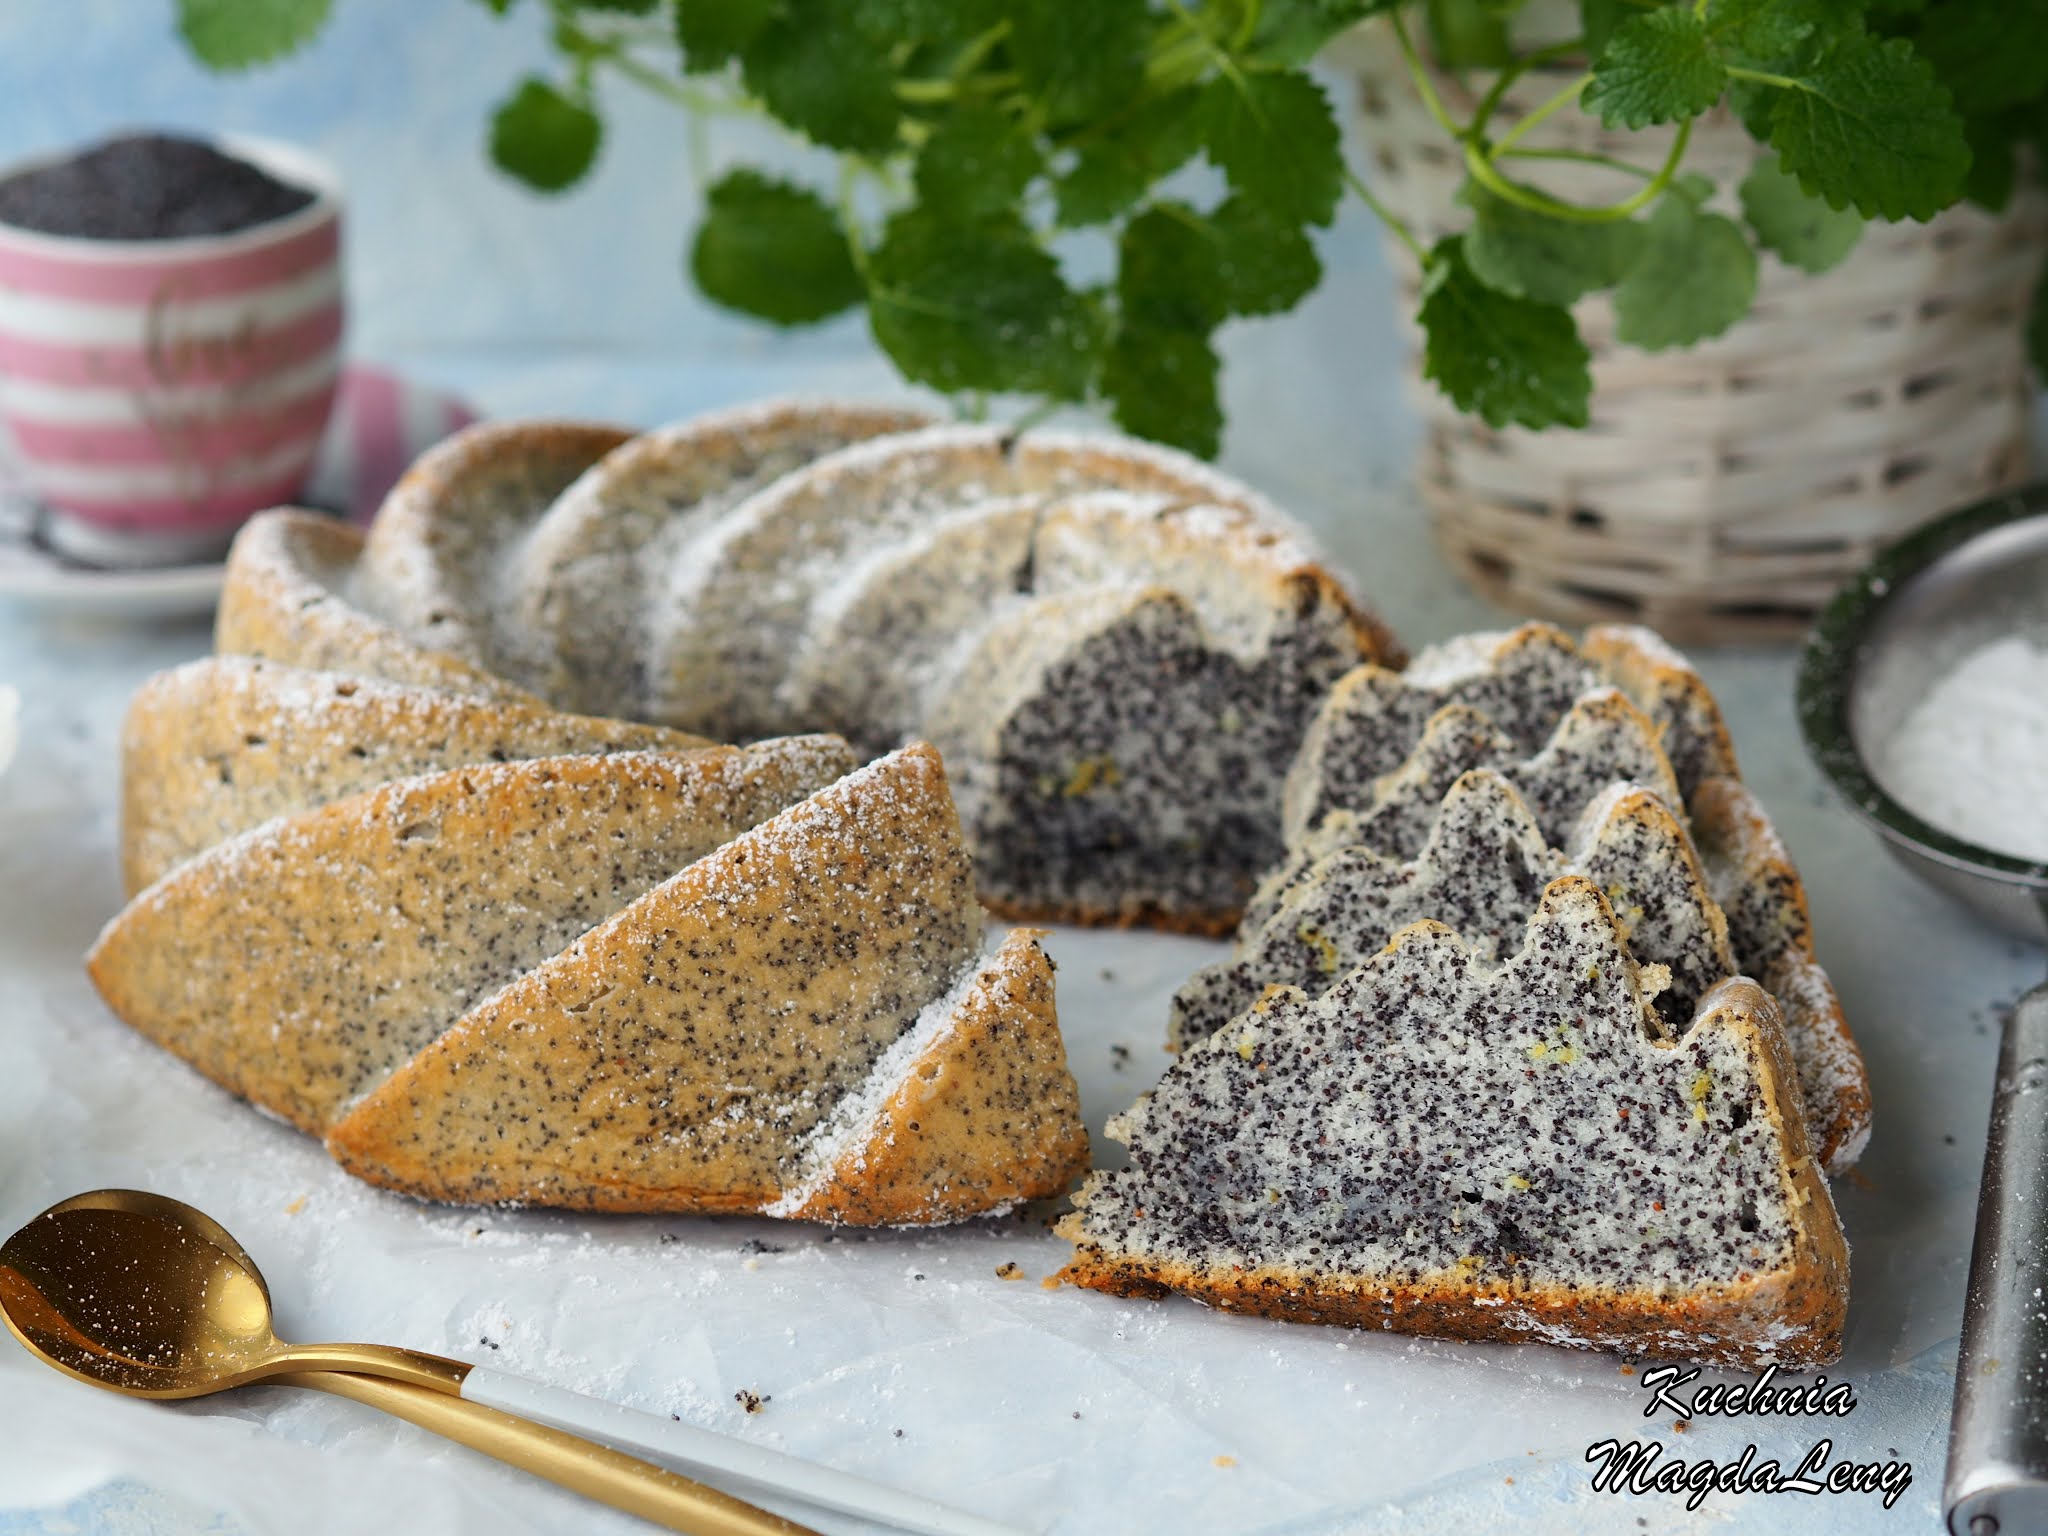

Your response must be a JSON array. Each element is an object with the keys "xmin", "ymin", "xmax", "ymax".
[
  {"xmin": 117, "ymin": 656, "xmax": 715, "ymax": 896},
  {"xmin": 216, "ymin": 511, "xmax": 534, "ymax": 702},
  {"xmin": 1058, "ymin": 976, "xmax": 1848, "ymax": 1369},
  {"xmin": 775, "ymin": 929, "xmax": 1090, "ymax": 1225},
  {"xmin": 983, "ymin": 892, "xmax": 1244, "ymax": 939}
]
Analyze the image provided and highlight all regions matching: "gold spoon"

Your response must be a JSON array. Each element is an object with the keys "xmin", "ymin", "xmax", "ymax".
[{"xmin": 0, "ymin": 1189, "xmax": 815, "ymax": 1536}]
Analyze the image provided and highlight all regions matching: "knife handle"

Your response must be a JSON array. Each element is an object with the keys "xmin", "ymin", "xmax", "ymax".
[{"xmin": 1945, "ymin": 981, "xmax": 2048, "ymax": 1536}]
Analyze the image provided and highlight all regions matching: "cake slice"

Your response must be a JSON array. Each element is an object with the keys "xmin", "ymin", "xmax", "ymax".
[
  {"xmin": 216, "ymin": 511, "xmax": 531, "ymax": 703},
  {"xmin": 118, "ymin": 656, "xmax": 715, "ymax": 895},
  {"xmin": 1242, "ymin": 707, "xmax": 1869, "ymax": 1172},
  {"xmin": 326, "ymin": 744, "xmax": 1089, "ymax": 1217},
  {"xmin": 90, "ymin": 739, "xmax": 857, "ymax": 1136},
  {"xmin": 505, "ymin": 399, "xmax": 931, "ymax": 718},
  {"xmin": 1169, "ymin": 770, "xmax": 1735, "ymax": 1052},
  {"xmin": 351, "ymin": 420, "xmax": 631, "ymax": 671},
  {"xmin": 1284, "ymin": 687, "xmax": 1682, "ymax": 857},
  {"xmin": 1282, "ymin": 623, "xmax": 1737, "ymax": 840},
  {"xmin": 769, "ymin": 927, "xmax": 1087, "ymax": 1225},
  {"xmin": 1692, "ymin": 776, "xmax": 1871, "ymax": 1170},
  {"xmin": 775, "ymin": 494, "xmax": 1042, "ymax": 750},
  {"xmin": 1061, "ymin": 878, "xmax": 1847, "ymax": 1368}
]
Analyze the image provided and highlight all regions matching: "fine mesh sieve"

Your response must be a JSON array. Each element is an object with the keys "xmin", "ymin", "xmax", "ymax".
[{"xmin": 1799, "ymin": 485, "xmax": 2048, "ymax": 1536}]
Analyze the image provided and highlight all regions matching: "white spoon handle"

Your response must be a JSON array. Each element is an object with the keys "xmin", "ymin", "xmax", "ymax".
[{"xmin": 461, "ymin": 1366, "xmax": 1028, "ymax": 1536}]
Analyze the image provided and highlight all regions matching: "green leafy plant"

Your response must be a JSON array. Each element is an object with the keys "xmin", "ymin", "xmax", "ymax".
[{"xmin": 176, "ymin": 0, "xmax": 2041, "ymax": 456}]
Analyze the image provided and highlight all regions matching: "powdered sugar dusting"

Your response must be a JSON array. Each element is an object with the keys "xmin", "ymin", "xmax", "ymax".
[{"xmin": 1871, "ymin": 634, "xmax": 2048, "ymax": 864}]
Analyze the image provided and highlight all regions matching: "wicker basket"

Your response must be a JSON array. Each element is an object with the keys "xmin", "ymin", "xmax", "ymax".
[{"xmin": 1339, "ymin": 22, "xmax": 2048, "ymax": 642}]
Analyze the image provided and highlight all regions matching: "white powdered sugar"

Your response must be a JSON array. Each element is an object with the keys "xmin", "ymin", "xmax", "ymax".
[{"xmin": 1872, "ymin": 634, "xmax": 2048, "ymax": 864}]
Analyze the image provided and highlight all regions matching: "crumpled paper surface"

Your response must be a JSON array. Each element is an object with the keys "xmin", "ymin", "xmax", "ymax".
[{"xmin": 0, "ymin": 626, "xmax": 2020, "ymax": 1536}]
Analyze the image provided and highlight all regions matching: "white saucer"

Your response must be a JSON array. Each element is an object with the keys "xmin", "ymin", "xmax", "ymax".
[{"xmin": 0, "ymin": 366, "xmax": 475, "ymax": 622}]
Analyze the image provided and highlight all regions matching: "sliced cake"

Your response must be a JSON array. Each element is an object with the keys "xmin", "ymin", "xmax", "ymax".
[
  {"xmin": 322, "ymin": 744, "xmax": 1088, "ymax": 1216},
  {"xmin": 215, "ymin": 511, "xmax": 530, "ymax": 703},
  {"xmin": 503, "ymin": 399, "xmax": 932, "ymax": 715},
  {"xmin": 351, "ymin": 420, "xmax": 631, "ymax": 673},
  {"xmin": 1169, "ymin": 770, "xmax": 1735, "ymax": 1053},
  {"xmin": 1283, "ymin": 622, "xmax": 1738, "ymax": 840},
  {"xmin": 199, "ymin": 405, "xmax": 1399, "ymax": 936},
  {"xmin": 91, "ymin": 739, "xmax": 857, "ymax": 1135},
  {"xmin": 1062, "ymin": 879, "xmax": 1848, "ymax": 1368},
  {"xmin": 118, "ymin": 656, "xmax": 714, "ymax": 895}
]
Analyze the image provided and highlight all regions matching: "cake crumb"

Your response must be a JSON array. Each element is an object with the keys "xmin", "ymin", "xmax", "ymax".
[
  {"xmin": 283, "ymin": 1195, "xmax": 306, "ymax": 1215},
  {"xmin": 1213, "ymin": 1455, "xmax": 1236, "ymax": 1469},
  {"xmin": 995, "ymin": 1261, "xmax": 1025, "ymax": 1280},
  {"xmin": 734, "ymin": 1390, "xmax": 769, "ymax": 1414}
]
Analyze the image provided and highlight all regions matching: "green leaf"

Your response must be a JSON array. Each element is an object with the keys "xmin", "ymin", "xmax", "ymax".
[
  {"xmin": 1579, "ymin": 0, "xmax": 1632, "ymax": 56},
  {"xmin": 176, "ymin": 0, "xmax": 332, "ymax": 70},
  {"xmin": 1248, "ymin": 0, "xmax": 1375, "ymax": 67},
  {"xmin": 690, "ymin": 171, "xmax": 863, "ymax": 325},
  {"xmin": 871, "ymin": 0, "xmax": 1002, "ymax": 51},
  {"xmin": 576, "ymin": 0, "xmax": 661, "ymax": 11},
  {"xmin": 1459, "ymin": 182, "xmax": 1646, "ymax": 305},
  {"xmin": 1766, "ymin": 33, "xmax": 1969, "ymax": 220},
  {"xmin": 915, "ymin": 105, "xmax": 1044, "ymax": 220},
  {"xmin": 1704, "ymin": 0, "xmax": 1827, "ymax": 61},
  {"xmin": 1909, "ymin": 0, "xmax": 2048, "ymax": 116},
  {"xmin": 1211, "ymin": 195, "xmax": 1322, "ymax": 317},
  {"xmin": 1007, "ymin": 0, "xmax": 1150, "ymax": 126},
  {"xmin": 1103, "ymin": 326, "xmax": 1224, "ymax": 458},
  {"xmin": 1118, "ymin": 205, "xmax": 1228, "ymax": 334},
  {"xmin": 742, "ymin": 1, "xmax": 899, "ymax": 152},
  {"xmin": 489, "ymin": 78, "xmax": 602, "ymax": 192},
  {"xmin": 1425, "ymin": 0, "xmax": 1512, "ymax": 68},
  {"xmin": 1201, "ymin": 70, "xmax": 1344, "ymax": 228},
  {"xmin": 1613, "ymin": 189, "xmax": 1759, "ymax": 349},
  {"xmin": 675, "ymin": 0, "xmax": 776, "ymax": 71},
  {"xmin": 1418, "ymin": 237, "xmax": 1592, "ymax": 430},
  {"xmin": 1963, "ymin": 114, "xmax": 2018, "ymax": 212},
  {"xmin": 1738, "ymin": 154, "xmax": 1863, "ymax": 272},
  {"xmin": 868, "ymin": 210, "xmax": 1100, "ymax": 399},
  {"xmin": 1585, "ymin": 9, "xmax": 1727, "ymax": 128},
  {"xmin": 1055, "ymin": 88, "xmax": 1205, "ymax": 227}
]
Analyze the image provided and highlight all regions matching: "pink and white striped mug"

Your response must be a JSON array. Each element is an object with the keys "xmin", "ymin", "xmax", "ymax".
[{"xmin": 0, "ymin": 135, "xmax": 344, "ymax": 567}]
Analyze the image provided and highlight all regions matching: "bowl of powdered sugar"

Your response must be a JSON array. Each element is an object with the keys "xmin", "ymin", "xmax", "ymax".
[{"xmin": 1799, "ymin": 486, "xmax": 2048, "ymax": 942}]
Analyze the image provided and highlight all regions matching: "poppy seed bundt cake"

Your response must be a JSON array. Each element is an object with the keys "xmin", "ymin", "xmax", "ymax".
[
  {"xmin": 93, "ymin": 741, "xmax": 1090, "ymax": 1220},
  {"xmin": 206, "ymin": 400, "xmax": 1399, "ymax": 934}
]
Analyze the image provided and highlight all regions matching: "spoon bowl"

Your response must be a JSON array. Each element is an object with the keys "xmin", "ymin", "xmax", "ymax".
[
  {"xmin": 0, "ymin": 1186, "xmax": 459, "ymax": 1396},
  {"xmin": 0, "ymin": 1188, "xmax": 282, "ymax": 1397}
]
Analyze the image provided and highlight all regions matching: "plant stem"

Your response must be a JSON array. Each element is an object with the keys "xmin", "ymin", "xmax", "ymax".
[
  {"xmin": 1468, "ymin": 38, "xmax": 1586, "ymax": 141},
  {"xmin": 1464, "ymin": 116, "xmax": 1690, "ymax": 221},
  {"xmin": 588, "ymin": 41, "xmax": 749, "ymax": 117},
  {"xmin": 894, "ymin": 71, "xmax": 1022, "ymax": 104},
  {"xmin": 1344, "ymin": 166, "xmax": 1428, "ymax": 263},
  {"xmin": 1497, "ymin": 145, "xmax": 1658, "ymax": 179},
  {"xmin": 1490, "ymin": 71, "xmax": 1592, "ymax": 156},
  {"xmin": 837, "ymin": 162, "xmax": 874, "ymax": 283},
  {"xmin": 1391, "ymin": 10, "xmax": 1466, "ymax": 141},
  {"xmin": 1725, "ymin": 63, "xmax": 1802, "ymax": 91}
]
